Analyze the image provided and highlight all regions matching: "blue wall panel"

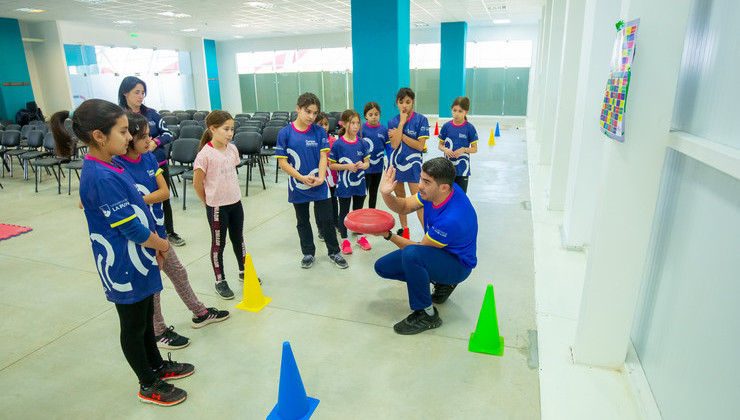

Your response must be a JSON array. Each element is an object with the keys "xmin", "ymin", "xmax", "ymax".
[
  {"xmin": 204, "ymin": 39, "xmax": 221, "ymax": 110},
  {"xmin": 439, "ymin": 22, "xmax": 467, "ymax": 118},
  {"xmin": 0, "ymin": 18, "xmax": 35, "ymax": 121}
]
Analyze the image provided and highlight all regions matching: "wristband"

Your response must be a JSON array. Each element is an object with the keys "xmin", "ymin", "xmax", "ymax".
[{"xmin": 384, "ymin": 230, "xmax": 393, "ymax": 241}]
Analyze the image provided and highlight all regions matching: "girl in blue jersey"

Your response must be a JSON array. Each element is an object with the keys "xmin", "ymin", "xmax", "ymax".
[
  {"xmin": 361, "ymin": 102, "xmax": 389, "ymax": 209},
  {"xmin": 276, "ymin": 92, "xmax": 349, "ymax": 269},
  {"xmin": 329, "ymin": 109, "xmax": 371, "ymax": 254},
  {"xmin": 387, "ymin": 87, "xmax": 429, "ymax": 237},
  {"xmin": 114, "ymin": 112, "xmax": 230, "ymax": 349},
  {"xmin": 50, "ymin": 99, "xmax": 192, "ymax": 406},
  {"xmin": 438, "ymin": 97, "xmax": 478, "ymax": 193}
]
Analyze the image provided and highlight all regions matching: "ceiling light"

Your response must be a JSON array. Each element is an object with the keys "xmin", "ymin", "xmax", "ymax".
[
  {"xmin": 158, "ymin": 11, "xmax": 191, "ymax": 18},
  {"xmin": 181, "ymin": 28, "xmax": 198, "ymax": 32},
  {"xmin": 113, "ymin": 20, "xmax": 134, "ymax": 25},
  {"xmin": 493, "ymin": 19, "xmax": 511, "ymax": 24},
  {"xmin": 245, "ymin": 2, "xmax": 274, "ymax": 9},
  {"xmin": 16, "ymin": 8, "xmax": 45, "ymax": 13},
  {"xmin": 234, "ymin": 35, "xmax": 244, "ymax": 39},
  {"xmin": 74, "ymin": 0, "xmax": 111, "ymax": 4},
  {"xmin": 413, "ymin": 21, "xmax": 429, "ymax": 27},
  {"xmin": 233, "ymin": 23, "xmax": 248, "ymax": 28}
]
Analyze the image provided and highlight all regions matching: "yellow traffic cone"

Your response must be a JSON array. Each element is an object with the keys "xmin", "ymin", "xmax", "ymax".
[
  {"xmin": 488, "ymin": 128, "xmax": 496, "ymax": 146},
  {"xmin": 236, "ymin": 254, "xmax": 272, "ymax": 312}
]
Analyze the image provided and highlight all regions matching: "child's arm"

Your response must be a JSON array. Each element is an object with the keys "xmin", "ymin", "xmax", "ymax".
[
  {"xmin": 358, "ymin": 157, "xmax": 370, "ymax": 170},
  {"xmin": 329, "ymin": 160, "xmax": 356, "ymax": 172},
  {"xmin": 439, "ymin": 140, "xmax": 455, "ymax": 158},
  {"xmin": 279, "ymin": 158, "xmax": 319, "ymax": 186},
  {"xmin": 453, "ymin": 142, "xmax": 478, "ymax": 158},
  {"xmin": 142, "ymin": 173, "xmax": 170, "ymax": 204},
  {"xmin": 193, "ymin": 168, "xmax": 207, "ymax": 204},
  {"xmin": 317, "ymin": 151, "xmax": 327, "ymax": 184},
  {"xmin": 400, "ymin": 133, "xmax": 426, "ymax": 151}
]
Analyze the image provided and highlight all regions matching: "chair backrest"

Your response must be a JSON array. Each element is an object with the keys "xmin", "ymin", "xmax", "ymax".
[
  {"xmin": 253, "ymin": 111, "xmax": 270, "ymax": 118},
  {"xmin": 235, "ymin": 113, "xmax": 251, "ymax": 120},
  {"xmin": 235, "ymin": 117, "xmax": 250, "ymax": 125},
  {"xmin": 329, "ymin": 111, "xmax": 342, "ymax": 120},
  {"xmin": 236, "ymin": 126, "xmax": 261, "ymax": 134},
  {"xmin": 26, "ymin": 130, "xmax": 45, "ymax": 148},
  {"xmin": 169, "ymin": 125, "xmax": 180, "ymax": 140},
  {"xmin": 193, "ymin": 111, "xmax": 208, "ymax": 121},
  {"xmin": 162, "ymin": 115, "xmax": 179, "ymax": 127},
  {"xmin": 180, "ymin": 120, "xmax": 199, "ymax": 127},
  {"xmin": 266, "ymin": 119, "xmax": 288, "ymax": 128},
  {"xmin": 29, "ymin": 120, "xmax": 45, "ymax": 127},
  {"xmin": 185, "ymin": 110, "xmax": 197, "ymax": 118},
  {"xmin": 172, "ymin": 110, "xmax": 185, "ymax": 114},
  {"xmin": 328, "ymin": 116, "xmax": 338, "ymax": 134},
  {"xmin": 43, "ymin": 132, "xmax": 56, "ymax": 151},
  {"xmin": 6, "ymin": 123, "xmax": 21, "ymax": 131},
  {"xmin": 170, "ymin": 138, "xmax": 200, "ymax": 164},
  {"xmin": 2, "ymin": 130, "xmax": 21, "ymax": 147},
  {"xmin": 175, "ymin": 112, "xmax": 191, "ymax": 123},
  {"xmin": 233, "ymin": 132, "xmax": 262, "ymax": 155},
  {"xmin": 262, "ymin": 126, "xmax": 281, "ymax": 148},
  {"xmin": 244, "ymin": 120, "xmax": 263, "ymax": 128},
  {"xmin": 180, "ymin": 125, "xmax": 204, "ymax": 140},
  {"xmin": 159, "ymin": 109, "xmax": 170, "ymax": 114},
  {"xmin": 290, "ymin": 111, "xmax": 298, "ymax": 121},
  {"xmin": 20, "ymin": 124, "xmax": 33, "ymax": 139},
  {"xmin": 198, "ymin": 120, "xmax": 207, "ymax": 129}
]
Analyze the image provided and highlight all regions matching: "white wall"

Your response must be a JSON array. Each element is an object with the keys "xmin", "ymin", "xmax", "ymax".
[{"xmin": 20, "ymin": 21, "xmax": 74, "ymax": 114}]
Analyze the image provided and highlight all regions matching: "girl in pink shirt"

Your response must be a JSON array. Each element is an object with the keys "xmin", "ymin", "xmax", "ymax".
[{"xmin": 193, "ymin": 111, "xmax": 246, "ymax": 300}]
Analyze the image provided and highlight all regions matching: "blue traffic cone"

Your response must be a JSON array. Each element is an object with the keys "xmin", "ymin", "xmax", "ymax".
[
  {"xmin": 267, "ymin": 342, "xmax": 320, "ymax": 420},
  {"xmin": 494, "ymin": 122, "xmax": 501, "ymax": 137}
]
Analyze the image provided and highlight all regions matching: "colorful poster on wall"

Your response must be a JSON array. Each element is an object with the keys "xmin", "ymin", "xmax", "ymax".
[{"xmin": 600, "ymin": 19, "xmax": 640, "ymax": 142}]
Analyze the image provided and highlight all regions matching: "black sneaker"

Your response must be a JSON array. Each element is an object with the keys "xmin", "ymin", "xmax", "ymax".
[
  {"xmin": 139, "ymin": 378, "xmax": 187, "ymax": 406},
  {"xmin": 328, "ymin": 253, "xmax": 349, "ymax": 269},
  {"xmin": 156, "ymin": 352, "xmax": 195, "ymax": 380},
  {"xmin": 431, "ymin": 283, "xmax": 458, "ymax": 304},
  {"xmin": 215, "ymin": 281, "xmax": 234, "ymax": 300},
  {"xmin": 238, "ymin": 271, "xmax": 262, "ymax": 284},
  {"xmin": 155, "ymin": 326, "xmax": 190, "ymax": 350},
  {"xmin": 393, "ymin": 308, "xmax": 442, "ymax": 335},
  {"xmin": 191, "ymin": 307, "xmax": 230, "ymax": 329},
  {"xmin": 300, "ymin": 255, "xmax": 315, "ymax": 269},
  {"xmin": 167, "ymin": 233, "xmax": 186, "ymax": 247}
]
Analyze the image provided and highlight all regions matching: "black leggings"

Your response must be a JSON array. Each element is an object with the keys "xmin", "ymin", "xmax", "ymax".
[
  {"xmin": 115, "ymin": 294, "xmax": 162, "ymax": 386},
  {"xmin": 454, "ymin": 176, "xmax": 469, "ymax": 193},
  {"xmin": 160, "ymin": 163, "xmax": 175, "ymax": 235},
  {"xmin": 338, "ymin": 195, "xmax": 366, "ymax": 239},
  {"xmin": 314, "ymin": 186, "xmax": 338, "ymax": 230},
  {"xmin": 294, "ymin": 198, "xmax": 339, "ymax": 256},
  {"xmin": 206, "ymin": 201, "xmax": 246, "ymax": 282},
  {"xmin": 366, "ymin": 173, "xmax": 382, "ymax": 209}
]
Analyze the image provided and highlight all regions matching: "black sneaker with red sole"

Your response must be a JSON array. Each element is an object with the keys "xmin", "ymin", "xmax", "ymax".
[
  {"xmin": 138, "ymin": 379, "xmax": 187, "ymax": 406},
  {"xmin": 156, "ymin": 352, "xmax": 195, "ymax": 381}
]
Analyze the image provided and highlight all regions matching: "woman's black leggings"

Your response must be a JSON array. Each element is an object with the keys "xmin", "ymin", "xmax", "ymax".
[
  {"xmin": 366, "ymin": 172, "xmax": 382, "ymax": 209},
  {"xmin": 160, "ymin": 163, "xmax": 175, "ymax": 235},
  {"xmin": 338, "ymin": 195, "xmax": 366, "ymax": 239},
  {"xmin": 115, "ymin": 294, "xmax": 162, "ymax": 386}
]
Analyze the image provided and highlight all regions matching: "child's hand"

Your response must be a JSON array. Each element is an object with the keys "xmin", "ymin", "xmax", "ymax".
[
  {"xmin": 444, "ymin": 148, "xmax": 456, "ymax": 159},
  {"xmin": 453, "ymin": 148, "xmax": 466, "ymax": 158},
  {"xmin": 399, "ymin": 112, "xmax": 408, "ymax": 126},
  {"xmin": 148, "ymin": 139, "xmax": 157, "ymax": 152}
]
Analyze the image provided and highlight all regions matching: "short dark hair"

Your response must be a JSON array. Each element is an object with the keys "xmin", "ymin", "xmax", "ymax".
[
  {"xmin": 363, "ymin": 101, "xmax": 380, "ymax": 117},
  {"xmin": 422, "ymin": 157, "xmax": 455, "ymax": 188},
  {"xmin": 297, "ymin": 92, "xmax": 321, "ymax": 111},
  {"xmin": 315, "ymin": 112, "xmax": 328, "ymax": 125},
  {"xmin": 395, "ymin": 87, "xmax": 415, "ymax": 103},
  {"xmin": 118, "ymin": 76, "xmax": 149, "ymax": 113}
]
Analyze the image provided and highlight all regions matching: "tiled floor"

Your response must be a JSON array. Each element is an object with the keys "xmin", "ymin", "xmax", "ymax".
[{"xmin": 0, "ymin": 118, "xmax": 540, "ymax": 419}]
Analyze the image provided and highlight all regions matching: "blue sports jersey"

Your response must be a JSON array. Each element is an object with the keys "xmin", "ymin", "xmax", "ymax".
[
  {"xmin": 328, "ymin": 136, "xmax": 369, "ymax": 198},
  {"xmin": 275, "ymin": 122, "xmax": 331, "ymax": 204},
  {"xmin": 416, "ymin": 183, "xmax": 478, "ymax": 269},
  {"xmin": 80, "ymin": 155, "xmax": 163, "ymax": 304},
  {"xmin": 387, "ymin": 112, "xmax": 429, "ymax": 183},
  {"xmin": 361, "ymin": 123, "xmax": 389, "ymax": 174},
  {"xmin": 438, "ymin": 120, "xmax": 479, "ymax": 177},
  {"xmin": 113, "ymin": 152, "xmax": 166, "ymax": 238}
]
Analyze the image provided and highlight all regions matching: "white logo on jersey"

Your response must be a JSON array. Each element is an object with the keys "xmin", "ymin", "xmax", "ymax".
[{"xmin": 99, "ymin": 204, "xmax": 111, "ymax": 217}]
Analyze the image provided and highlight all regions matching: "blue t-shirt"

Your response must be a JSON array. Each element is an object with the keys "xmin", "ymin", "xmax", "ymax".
[
  {"xmin": 328, "ymin": 136, "xmax": 369, "ymax": 198},
  {"xmin": 416, "ymin": 183, "xmax": 478, "ymax": 269},
  {"xmin": 361, "ymin": 123, "xmax": 389, "ymax": 174},
  {"xmin": 387, "ymin": 112, "xmax": 429, "ymax": 183},
  {"xmin": 275, "ymin": 122, "xmax": 331, "ymax": 204},
  {"xmin": 80, "ymin": 155, "xmax": 163, "ymax": 304},
  {"xmin": 439, "ymin": 120, "xmax": 479, "ymax": 177},
  {"xmin": 113, "ymin": 152, "xmax": 166, "ymax": 239},
  {"xmin": 140, "ymin": 108, "xmax": 172, "ymax": 166}
]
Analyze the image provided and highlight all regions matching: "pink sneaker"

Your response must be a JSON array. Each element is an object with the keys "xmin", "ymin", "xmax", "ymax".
[
  {"xmin": 341, "ymin": 239, "xmax": 353, "ymax": 254},
  {"xmin": 357, "ymin": 236, "xmax": 372, "ymax": 251}
]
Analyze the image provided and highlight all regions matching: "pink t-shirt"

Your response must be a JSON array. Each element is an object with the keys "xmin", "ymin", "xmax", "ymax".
[
  {"xmin": 193, "ymin": 142, "xmax": 242, "ymax": 207},
  {"xmin": 327, "ymin": 135, "xmax": 339, "ymax": 186}
]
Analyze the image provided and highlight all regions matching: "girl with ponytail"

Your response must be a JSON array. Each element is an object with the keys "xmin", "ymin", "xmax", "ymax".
[
  {"xmin": 192, "ymin": 110, "xmax": 248, "ymax": 300},
  {"xmin": 50, "ymin": 99, "xmax": 193, "ymax": 406}
]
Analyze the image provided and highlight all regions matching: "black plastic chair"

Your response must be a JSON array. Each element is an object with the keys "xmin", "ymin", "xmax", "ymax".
[
  {"xmin": 30, "ymin": 135, "xmax": 69, "ymax": 194},
  {"xmin": 266, "ymin": 119, "xmax": 288, "ymax": 128},
  {"xmin": 185, "ymin": 109, "xmax": 197, "ymax": 119},
  {"xmin": 235, "ymin": 113, "xmax": 251, "ymax": 120},
  {"xmin": 193, "ymin": 111, "xmax": 208, "ymax": 121},
  {"xmin": 1, "ymin": 130, "xmax": 22, "ymax": 177},
  {"xmin": 20, "ymin": 131, "xmax": 52, "ymax": 179},
  {"xmin": 328, "ymin": 116, "xmax": 338, "ymax": 135},
  {"xmin": 236, "ymin": 126, "xmax": 261, "ymax": 134},
  {"xmin": 162, "ymin": 115, "xmax": 179, "ymax": 127},
  {"xmin": 175, "ymin": 112, "xmax": 191, "ymax": 124},
  {"xmin": 261, "ymin": 126, "xmax": 281, "ymax": 183},
  {"xmin": 159, "ymin": 109, "xmax": 171, "ymax": 114},
  {"xmin": 65, "ymin": 159, "xmax": 84, "ymax": 195},
  {"xmin": 290, "ymin": 111, "xmax": 298, "ymax": 121},
  {"xmin": 7, "ymin": 130, "xmax": 44, "ymax": 178},
  {"xmin": 180, "ymin": 120, "xmax": 199, "ymax": 127},
  {"xmin": 168, "ymin": 138, "xmax": 199, "ymax": 203},
  {"xmin": 5, "ymin": 124, "xmax": 21, "ymax": 131},
  {"xmin": 180, "ymin": 125, "xmax": 204, "ymax": 140},
  {"xmin": 233, "ymin": 132, "xmax": 265, "ymax": 196}
]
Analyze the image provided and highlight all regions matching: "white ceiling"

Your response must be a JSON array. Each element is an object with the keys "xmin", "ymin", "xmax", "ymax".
[{"xmin": 1, "ymin": 0, "xmax": 544, "ymax": 41}]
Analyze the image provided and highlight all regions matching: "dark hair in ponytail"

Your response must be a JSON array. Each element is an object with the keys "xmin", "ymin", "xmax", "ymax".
[
  {"xmin": 452, "ymin": 96, "xmax": 470, "ymax": 120},
  {"xmin": 118, "ymin": 76, "xmax": 149, "ymax": 114},
  {"xmin": 337, "ymin": 109, "xmax": 361, "ymax": 138},
  {"xmin": 125, "ymin": 111, "xmax": 149, "ymax": 150},
  {"xmin": 363, "ymin": 102, "xmax": 381, "ymax": 118},
  {"xmin": 50, "ymin": 99, "xmax": 125, "ymax": 158},
  {"xmin": 200, "ymin": 110, "xmax": 234, "ymax": 150}
]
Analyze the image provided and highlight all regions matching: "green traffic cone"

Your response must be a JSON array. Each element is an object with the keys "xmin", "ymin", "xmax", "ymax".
[{"xmin": 468, "ymin": 284, "xmax": 504, "ymax": 356}]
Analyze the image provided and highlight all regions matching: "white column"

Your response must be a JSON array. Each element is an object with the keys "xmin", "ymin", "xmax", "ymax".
[
  {"xmin": 562, "ymin": 0, "xmax": 621, "ymax": 248},
  {"xmin": 537, "ymin": 0, "xmax": 567, "ymax": 164},
  {"xmin": 573, "ymin": 0, "xmax": 693, "ymax": 368},
  {"xmin": 188, "ymin": 37, "xmax": 210, "ymax": 111},
  {"xmin": 547, "ymin": 0, "xmax": 587, "ymax": 210},
  {"xmin": 528, "ymin": 2, "xmax": 550, "ymax": 122}
]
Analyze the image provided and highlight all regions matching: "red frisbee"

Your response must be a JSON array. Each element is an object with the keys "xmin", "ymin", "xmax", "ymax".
[{"xmin": 343, "ymin": 208, "xmax": 395, "ymax": 234}]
